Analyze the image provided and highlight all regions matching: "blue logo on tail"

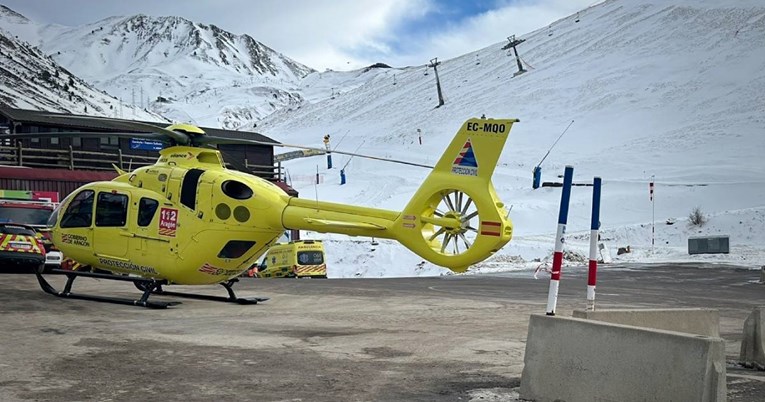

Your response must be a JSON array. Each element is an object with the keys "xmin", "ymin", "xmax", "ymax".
[{"xmin": 452, "ymin": 139, "xmax": 478, "ymax": 176}]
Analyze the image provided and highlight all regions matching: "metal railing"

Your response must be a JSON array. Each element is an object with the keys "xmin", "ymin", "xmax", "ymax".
[
  {"xmin": 243, "ymin": 159, "xmax": 283, "ymax": 182},
  {"xmin": 0, "ymin": 144, "xmax": 156, "ymax": 171},
  {"xmin": 0, "ymin": 144, "xmax": 287, "ymax": 182}
]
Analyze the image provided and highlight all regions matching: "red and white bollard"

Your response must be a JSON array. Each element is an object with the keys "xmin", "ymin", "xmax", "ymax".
[
  {"xmin": 587, "ymin": 177, "xmax": 601, "ymax": 311},
  {"xmin": 546, "ymin": 166, "xmax": 574, "ymax": 316}
]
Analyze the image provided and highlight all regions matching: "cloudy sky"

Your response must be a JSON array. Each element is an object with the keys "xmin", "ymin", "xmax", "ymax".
[{"xmin": 2, "ymin": 0, "xmax": 598, "ymax": 70}]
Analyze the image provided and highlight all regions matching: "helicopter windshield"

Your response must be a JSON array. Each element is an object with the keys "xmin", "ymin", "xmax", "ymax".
[
  {"xmin": 47, "ymin": 191, "xmax": 76, "ymax": 228},
  {"xmin": 47, "ymin": 204, "xmax": 64, "ymax": 228}
]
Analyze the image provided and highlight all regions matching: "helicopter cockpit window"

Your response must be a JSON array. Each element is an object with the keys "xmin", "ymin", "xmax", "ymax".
[
  {"xmin": 95, "ymin": 192, "xmax": 128, "ymax": 227},
  {"xmin": 218, "ymin": 240, "xmax": 256, "ymax": 259},
  {"xmin": 181, "ymin": 169, "xmax": 205, "ymax": 210},
  {"xmin": 221, "ymin": 180, "xmax": 253, "ymax": 200},
  {"xmin": 60, "ymin": 190, "xmax": 94, "ymax": 228},
  {"xmin": 137, "ymin": 198, "xmax": 159, "ymax": 227}
]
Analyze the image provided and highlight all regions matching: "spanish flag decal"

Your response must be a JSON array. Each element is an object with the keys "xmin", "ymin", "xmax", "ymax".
[{"xmin": 480, "ymin": 221, "xmax": 501, "ymax": 237}]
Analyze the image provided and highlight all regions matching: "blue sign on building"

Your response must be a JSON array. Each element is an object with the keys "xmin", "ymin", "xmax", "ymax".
[{"xmin": 130, "ymin": 138, "xmax": 164, "ymax": 151}]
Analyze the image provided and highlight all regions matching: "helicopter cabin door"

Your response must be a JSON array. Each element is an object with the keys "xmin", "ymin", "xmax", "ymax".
[
  {"xmin": 92, "ymin": 191, "xmax": 130, "ymax": 259},
  {"xmin": 58, "ymin": 189, "xmax": 96, "ymax": 263}
]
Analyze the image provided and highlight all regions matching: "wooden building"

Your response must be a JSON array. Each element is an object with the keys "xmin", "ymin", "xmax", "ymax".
[{"xmin": 0, "ymin": 106, "xmax": 297, "ymax": 197}]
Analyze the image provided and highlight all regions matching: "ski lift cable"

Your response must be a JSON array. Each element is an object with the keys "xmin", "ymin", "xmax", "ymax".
[
  {"xmin": 342, "ymin": 141, "xmax": 366, "ymax": 170},
  {"xmin": 332, "ymin": 130, "xmax": 350, "ymax": 151},
  {"xmin": 536, "ymin": 120, "xmax": 574, "ymax": 168}
]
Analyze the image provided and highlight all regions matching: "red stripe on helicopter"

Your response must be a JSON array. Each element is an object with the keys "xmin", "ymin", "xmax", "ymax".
[
  {"xmin": 158, "ymin": 228, "xmax": 176, "ymax": 236},
  {"xmin": 480, "ymin": 221, "xmax": 501, "ymax": 236},
  {"xmin": 198, "ymin": 264, "xmax": 218, "ymax": 274}
]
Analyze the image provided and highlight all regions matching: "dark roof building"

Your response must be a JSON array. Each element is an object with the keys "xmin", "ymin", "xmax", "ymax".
[{"xmin": 0, "ymin": 106, "xmax": 297, "ymax": 197}]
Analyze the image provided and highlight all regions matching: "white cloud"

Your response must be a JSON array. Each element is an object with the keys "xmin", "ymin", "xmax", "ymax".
[
  {"xmin": 384, "ymin": 0, "xmax": 598, "ymax": 67},
  {"xmin": 0, "ymin": 0, "xmax": 598, "ymax": 70},
  {"xmin": 245, "ymin": 0, "xmax": 431, "ymax": 70},
  {"xmin": 263, "ymin": 0, "xmax": 599, "ymax": 69}
]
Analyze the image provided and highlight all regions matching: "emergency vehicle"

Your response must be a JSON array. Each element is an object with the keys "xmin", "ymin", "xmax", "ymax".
[
  {"xmin": 0, "ymin": 222, "xmax": 46, "ymax": 271},
  {"xmin": 255, "ymin": 240, "xmax": 327, "ymax": 278},
  {"xmin": 0, "ymin": 190, "xmax": 62, "ymax": 269}
]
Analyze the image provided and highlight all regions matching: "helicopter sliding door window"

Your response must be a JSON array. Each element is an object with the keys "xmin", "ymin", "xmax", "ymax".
[
  {"xmin": 95, "ymin": 192, "xmax": 128, "ymax": 227},
  {"xmin": 60, "ymin": 190, "xmax": 94, "ymax": 228},
  {"xmin": 180, "ymin": 169, "xmax": 205, "ymax": 210},
  {"xmin": 137, "ymin": 198, "xmax": 159, "ymax": 227},
  {"xmin": 218, "ymin": 240, "xmax": 256, "ymax": 259}
]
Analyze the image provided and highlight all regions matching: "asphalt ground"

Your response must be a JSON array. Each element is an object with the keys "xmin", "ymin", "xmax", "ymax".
[{"xmin": 0, "ymin": 263, "xmax": 763, "ymax": 401}]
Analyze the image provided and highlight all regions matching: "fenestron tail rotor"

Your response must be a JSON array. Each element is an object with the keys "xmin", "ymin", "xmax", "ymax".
[
  {"xmin": 424, "ymin": 189, "xmax": 480, "ymax": 256},
  {"xmin": 392, "ymin": 118, "xmax": 518, "ymax": 271}
]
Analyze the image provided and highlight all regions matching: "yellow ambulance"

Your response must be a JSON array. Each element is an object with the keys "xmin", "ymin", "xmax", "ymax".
[{"xmin": 256, "ymin": 240, "xmax": 327, "ymax": 278}]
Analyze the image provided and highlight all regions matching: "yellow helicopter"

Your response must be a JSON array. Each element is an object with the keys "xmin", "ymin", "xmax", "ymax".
[{"xmin": 7, "ymin": 116, "xmax": 518, "ymax": 308}]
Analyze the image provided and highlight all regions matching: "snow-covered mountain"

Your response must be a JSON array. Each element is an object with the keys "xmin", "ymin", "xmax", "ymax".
[
  {"xmin": 0, "ymin": 6, "xmax": 314, "ymax": 128},
  {"xmin": 252, "ymin": 0, "xmax": 765, "ymax": 276},
  {"xmin": 0, "ymin": 7, "xmax": 165, "ymax": 120}
]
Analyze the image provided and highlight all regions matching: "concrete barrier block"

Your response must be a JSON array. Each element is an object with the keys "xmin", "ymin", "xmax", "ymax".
[
  {"xmin": 520, "ymin": 314, "xmax": 726, "ymax": 402},
  {"xmin": 739, "ymin": 306, "xmax": 765, "ymax": 370},
  {"xmin": 572, "ymin": 308, "xmax": 720, "ymax": 337}
]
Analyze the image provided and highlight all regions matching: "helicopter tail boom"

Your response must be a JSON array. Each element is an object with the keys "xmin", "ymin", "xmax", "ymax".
[{"xmin": 282, "ymin": 198, "xmax": 400, "ymax": 239}]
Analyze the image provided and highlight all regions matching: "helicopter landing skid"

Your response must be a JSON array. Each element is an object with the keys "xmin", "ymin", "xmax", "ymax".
[
  {"xmin": 140, "ymin": 278, "xmax": 269, "ymax": 304},
  {"xmin": 35, "ymin": 269, "xmax": 181, "ymax": 309}
]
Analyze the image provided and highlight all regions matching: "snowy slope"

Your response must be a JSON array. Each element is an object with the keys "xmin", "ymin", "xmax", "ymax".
[{"xmin": 253, "ymin": 0, "xmax": 765, "ymax": 277}]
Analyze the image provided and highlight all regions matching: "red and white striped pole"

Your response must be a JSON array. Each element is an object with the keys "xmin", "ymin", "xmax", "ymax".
[
  {"xmin": 587, "ymin": 177, "xmax": 602, "ymax": 311},
  {"xmin": 546, "ymin": 165, "xmax": 574, "ymax": 316}
]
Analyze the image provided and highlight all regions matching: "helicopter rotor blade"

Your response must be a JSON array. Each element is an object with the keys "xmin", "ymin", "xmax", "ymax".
[
  {"xmin": 198, "ymin": 136, "xmax": 434, "ymax": 169},
  {"xmin": 37, "ymin": 114, "xmax": 190, "ymax": 145},
  {"xmin": 1, "ymin": 131, "xmax": 172, "ymax": 142},
  {"xmin": 192, "ymin": 135, "xmax": 279, "ymax": 147},
  {"xmin": 16, "ymin": 113, "xmax": 434, "ymax": 169}
]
